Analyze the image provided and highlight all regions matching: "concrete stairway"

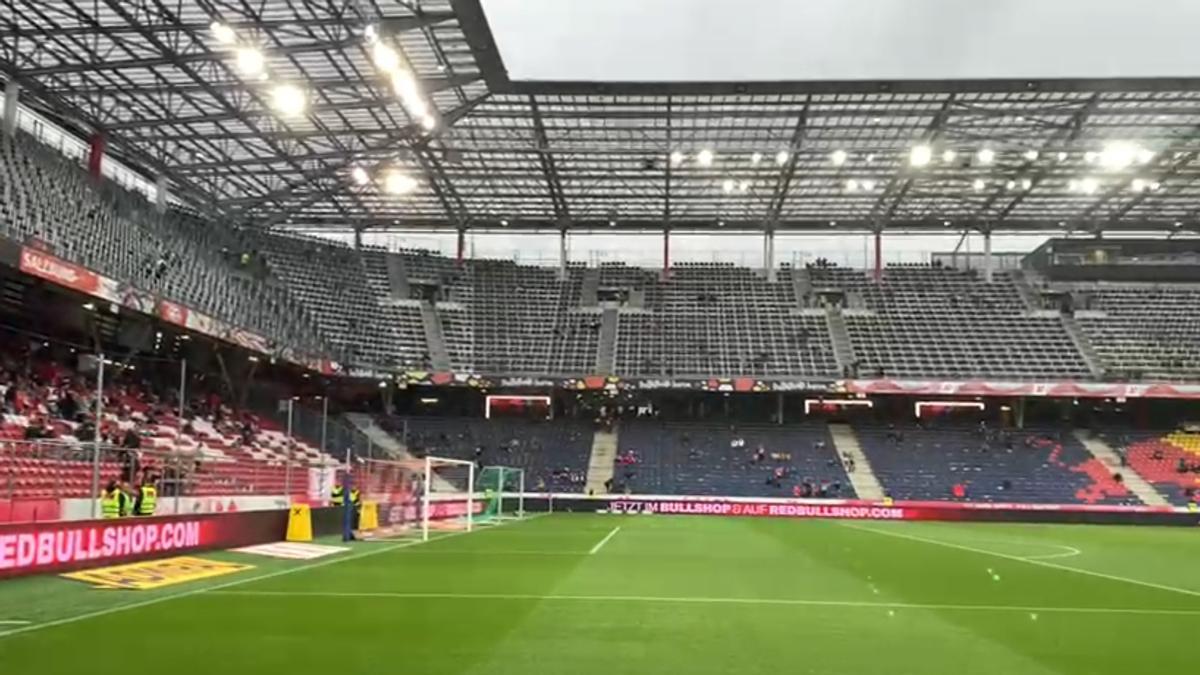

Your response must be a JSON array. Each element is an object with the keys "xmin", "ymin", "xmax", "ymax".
[
  {"xmin": 418, "ymin": 301, "xmax": 451, "ymax": 371},
  {"xmin": 385, "ymin": 252, "xmax": 410, "ymax": 301},
  {"xmin": 580, "ymin": 267, "xmax": 600, "ymax": 306},
  {"xmin": 1060, "ymin": 314, "xmax": 1105, "ymax": 379},
  {"xmin": 595, "ymin": 308, "xmax": 618, "ymax": 373},
  {"xmin": 791, "ymin": 266, "xmax": 813, "ymax": 308},
  {"xmin": 1073, "ymin": 430, "xmax": 1169, "ymax": 506},
  {"xmin": 585, "ymin": 426, "xmax": 619, "ymax": 495},
  {"xmin": 344, "ymin": 413, "xmax": 456, "ymax": 491},
  {"xmin": 828, "ymin": 423, "xmax": 886, "ymax": 500},
  {"xmin": 824, "ymin": 307, "xmax": 856, "ymax": 376},
  {"xmin": 1009, "ymin": 268, "xmax": 1041, "ymax": 311}
]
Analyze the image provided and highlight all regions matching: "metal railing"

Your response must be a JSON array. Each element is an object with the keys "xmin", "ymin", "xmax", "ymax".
[{"xmin": 0, "ymin": 438, "xmax": 337, "ymax": 520}]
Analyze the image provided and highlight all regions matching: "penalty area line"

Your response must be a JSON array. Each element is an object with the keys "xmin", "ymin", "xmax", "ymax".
[
  {"xmin": 0, "ymin": 620, "xmax": 31, "ymax": 625},
  {"xmin": 589, "ymin": 526, "xmax": 621, "ymax": 555},
  {"xmin": 841, "ymin": 523, "xmax": 1200, "ymax": 599}
]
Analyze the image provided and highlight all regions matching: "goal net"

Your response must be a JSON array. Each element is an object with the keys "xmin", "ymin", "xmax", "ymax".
[
  {"xmin": 477, "ymin": 465, "xmax": 525, "ymax": 523},
  {"xmin": 353, "ymin": 455, "xmax": 477, "ymax": 541}
]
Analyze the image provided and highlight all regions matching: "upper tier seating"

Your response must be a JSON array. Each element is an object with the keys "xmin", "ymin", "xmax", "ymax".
[
  {"xmin": 611, "ymin": 262, "xmax": 839, "ymax": 377},
  {"xmin": 856, "ymin": 423, "xmax": 1137, "ymax": 504},
  {"xmin": 1072, "ymin": 287, "xmax": 1200, "ymax": 380},
  {"xmin": 615, "ymin": 420, "xmax": 854, "ymax": 498},
  {"xmin": 391, "ymin": 416, "xmax": 594, "ymax": 492},
  {"xmin": 813, "ymin": 266, "xmax": 1091, "ymax": 379},
  {"xmin": 0, "ymin": 133, "xmax": 327, "ymax": 355},
  {"xmin": 258, "ymin": 235, "xmax": 429, "ymax": 369}
]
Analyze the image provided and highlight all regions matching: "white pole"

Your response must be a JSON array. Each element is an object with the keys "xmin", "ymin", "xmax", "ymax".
[
  {"xmin": 467, "ymin": 460, "xmax": 474, "ymax": 532},
  {"xmin": 89, "ymin": 354, "xmax": 105, "ymax": 519},
  {"xmin": 422, "ymin": 456, "xmax": 431, "ymax": 541},
  {"xmin": 518, "ymin": 469, "xmax": 525, "ymax": 519},
  {"xmin": 320, "ymin": 396, "xmax": 328, "ymax": 454},
  {"xmin": 284, "ymin": 399, "xmax": 294, "ymax": 501},
  {"xmin": 175, "ymin": 359, "xmax": 185, "ymax": 515}
]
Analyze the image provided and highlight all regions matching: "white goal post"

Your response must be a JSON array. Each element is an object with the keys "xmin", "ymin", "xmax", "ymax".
[{"xmin": 422, "ymin": 455, "xmax": 476, "ymax": 542}]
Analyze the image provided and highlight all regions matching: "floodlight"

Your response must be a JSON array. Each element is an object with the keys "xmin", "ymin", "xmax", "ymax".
[
  {"xmin": 697, "ymin": 149, "xmax": 715, "ymax": 167},
  {"xmin": 1099, "ymin": 141, "xmax": 1138, "ymax": 170},
  {"xmin": 941, "ymin": 149, "xmax": 957, "ymax": 163},
  {"xmin": 976, "ymin": 147, "xmax": 996, "ymax": 166},
  {"xmin": 909, "ymin": 144, "xmax": 932, "ymax": 167},
  {"xmin": 372, "ymin": 42, "xmax": 400, "ymax": 72},
  {"xmin": 1021, "ymin": 178, "xmax": 1033, "ymax": 190},
  {"xmin": 351, "ymin": 167, "xmax": 370, "ymax": 186},
  {"xmin": 830, "ymin": 149, "xmax": 848, "ymax": 166},
  {"xmin": 421, "ymin": 114, "xmax": 437, "ymax": 131},
  {"xmin": 722, "ymin": 178, "xmax": 735, "ymax": 194},
  {"xmin": 775, "ymin": 150, "xmax": 789, "ymax": 165},
  {"xmin": 750, "ymin": 152, "xmax": 762, "ymax": 165},
  {"xmin": 845, "ymin": 179, "xmax": 860, "ymax": 192},
  {"xmin": 235, "ymin": 47, "xmax": 265, "ymax": 77},
  {"xmin": 210, "ymin": 21, "xmax": 236, "ymax": 45},
  {"xmin": 738, "ymin": 180, "xmax": 750, "ymax": 193},
  {"xmin": 1130, "ymin": 178, "xmax": 1147, "ymax": 192},
  {"xmin": 271, "ymin": 84, "xmax": 306, "ymax": 117},
  {"xmin": 1080, "ymin": 177, "xmax": 1099, "ymax": 194},
  {"xmin": 861, "ymin": 179, "xmax": 877, "ymax": 191},
  {"xmin": 384, "ymin": 170, "xmax": 418, "ymax": 195},
  {"xmin": 1136, "ymin": 147, "xmax": 1156, "ymax": 165},
  {"xmin": 973, "ymin": 178, "xmax": 986, "ymax": 192},
  {"xmin": 1023, "ymin": 149, "xmax": 1039, "ymax": 161},
  {"xmin": 1056, "ymin": 152, "xmax": 1068, "ymax": 162},
  {"xmin": 670, "ymin": 151, "xmax": 685, "ymax": 166}
]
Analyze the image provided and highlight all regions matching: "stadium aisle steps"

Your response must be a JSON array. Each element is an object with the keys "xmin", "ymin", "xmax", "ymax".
[
  {"xmin": 419, "ymin": 301, "xmax": 452, "ymax": 371},
  {"xmin": 829, "ymin": 423, "xmax": 885, "ymax": 500},
  {"xmin": 343, "ymin": 413, "xmax": 459, "ymax": 492},
  {"xmin": 585, "ymin": 425, "xmax": 619, "ymax": 494},
  {"xmin": 1073, "ymin": 431, "xmax": 1169, "ymax": 506}
]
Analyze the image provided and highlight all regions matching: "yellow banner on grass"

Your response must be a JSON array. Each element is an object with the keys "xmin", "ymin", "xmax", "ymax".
[{"xmin": 62, "ymin": 556, "xmax": 253, "ymax": 590}]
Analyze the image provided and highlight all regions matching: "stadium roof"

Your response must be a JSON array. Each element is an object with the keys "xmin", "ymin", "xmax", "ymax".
[{"xmin": 3, "ymin": 0, "xmax": 1200, "ymax": 234}]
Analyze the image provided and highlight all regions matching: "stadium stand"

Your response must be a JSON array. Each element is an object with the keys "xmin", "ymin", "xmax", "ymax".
[
  {"xmin": 614, "ymin": 420, "xmax": 854, "ymax": 498},
  {"xmin": 1109, "ymin": 431, "xmax": 1200, "ymax": 506},
  {"xmin": 612, "ymin": 262, "xmax": 840, "ymax": 377},
  {"xmin": 0, "ymin": 339, "xmax": 330, "ymax": 502},
  {"xmin": 0, "ymin": 133, "xmax": 328, "ymax": 355},
  {"xmin": 1071, "ymin": 286, "xmax": 1200, "ymax": 380},
  {"xmin": 855, "ymin": 423, "xmax": 1138, "ymax": 504},
  {"xmin": 812, "ymin": 265, "xmax": 1092, "ymax": 379},
  {"xmin": 386, "ymin": 416, "xmax": 594, "ymax": 492}
]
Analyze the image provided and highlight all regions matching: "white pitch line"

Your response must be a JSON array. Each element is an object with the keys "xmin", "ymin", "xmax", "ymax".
[
  {"xmin": 207, "ymin": 589, "xmax": 1200, "ymax": 617},
  {"xmin": 841, "ymin": 523, "xmax": 1200, "ymax": 599},
  {"xmin": 1024, "ymin": 545, "xmax": 1083, "ymax": 561},
  {"xmin": 589, "ymin": 526, "xmax": 621, "ymax": 555},
  {"xmin": 0, "ymin": 620, "xmax": 31, "ymax": 626},
  {"xmin": 0, "ymin": 513, "xmax": 548, "ymax": 641}
]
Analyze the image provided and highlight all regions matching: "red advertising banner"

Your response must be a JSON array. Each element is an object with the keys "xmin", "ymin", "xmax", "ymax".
[
  {"xmin": 157, "ymin": 299, "xmax": 189, "ymax": 327},
  {"xmin": 19, "ymin": 247, "xmax": 99, "ymax": 295},
  {"xmin": 0, "ymin": 511, "xmax": 286, "ymax": 579},
  {"xmin": 840, "ymin": 378, "xmax": 1200, "ymax": 400},
  {"xmin": 603, "ymin": 496, "xmax": 1187, "ymax": 523}
]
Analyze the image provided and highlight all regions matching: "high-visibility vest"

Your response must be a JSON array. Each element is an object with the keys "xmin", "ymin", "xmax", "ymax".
[
  {"xmin": 331, "ymin": 486, "xmax": 345, "ymax": 506},
  {"xmin": 100, "ymin": 489, "xmax": 122, "ymax": 519},
  {"xmin": 350, "ymin": 488, "xmax": 361, "ymax": 506},
  {"xmin": 137, "ymin": 485, "xmax": 157, "ymax": 516}
]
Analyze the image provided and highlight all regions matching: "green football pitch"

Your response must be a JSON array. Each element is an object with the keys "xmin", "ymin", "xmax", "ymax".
[{"xmin": 2, "ymin": 513, "xmax": 1199, "ymax": 674}]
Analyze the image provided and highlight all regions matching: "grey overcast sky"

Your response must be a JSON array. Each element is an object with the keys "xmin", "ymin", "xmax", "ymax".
[{"xmin": 480, "ymin": 0, "xmax": 1200, "ymax": 82}]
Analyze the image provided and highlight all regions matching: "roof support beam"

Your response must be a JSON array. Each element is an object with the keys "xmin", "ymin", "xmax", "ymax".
[
  {"xmin": 871, "ymin": 94, "xmax": 956, "ymax": 223},
  {"xmin": 528, "ymin": 96, "xmax": 571, "ymax": 224},
  {"xmin": 984, "ymin": 95, "xmax": 1100, "ymax": 221},
  {"xmin": 763, "ymin": 98, "xmax": 810, "ymax": 226}
]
